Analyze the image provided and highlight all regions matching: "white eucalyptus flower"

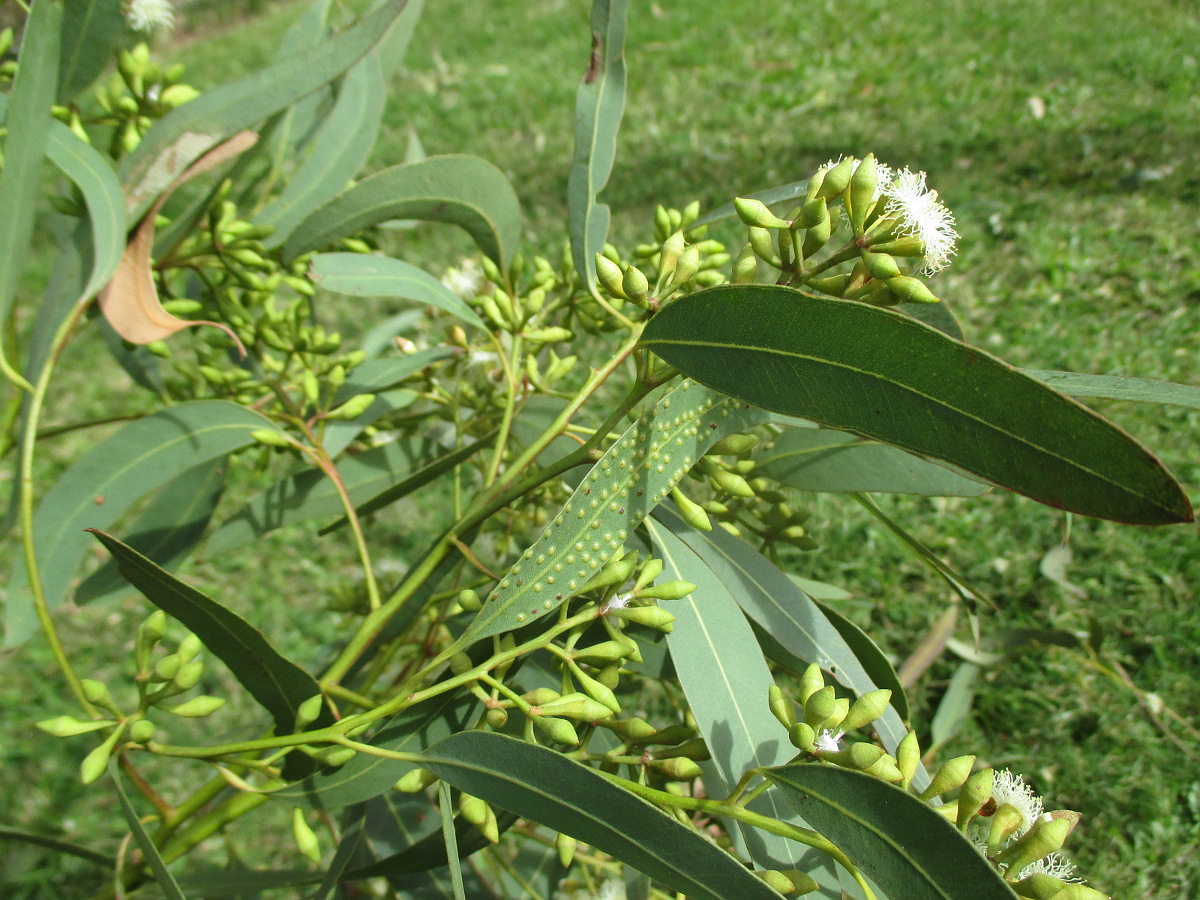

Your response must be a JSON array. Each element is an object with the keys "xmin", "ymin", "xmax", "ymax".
[
  {"xmin": 441, "ymin": 258, "xmax": 485, "ymax": 299},
  {"xmin": 1016, "ymin": 851, "xmax": 1081, "ymax": 883},
  {"xmin": 815, "ymin": 729, "xmax": 843, "ymax": 753},
  {"xmin": 881, "ymin": 168, "xmax": 958, "ymax": 275},
  {"xmin": 125, "ymin": 0, "xmax": 176, "ymax": 32},
  {"xmin": 596, "ymin": 880, "xmax": 626, "ymax": 900},
  {"xmin": 991, "ymin": 768, "xmax": 1044, "ymax": 839},
  {"xmin": 602, "ymin": 592, "xmax": 633, "ymax": 616}
]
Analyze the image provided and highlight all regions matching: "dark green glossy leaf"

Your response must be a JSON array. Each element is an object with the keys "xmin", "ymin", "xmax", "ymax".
[
  {"xmin": 756, "ymin": 427, "xmax": 989, "ymax": 497},
  {"xmin": 87, "ymin": 531, "xmax": 333, "ymax": 744},
  {"xmin": 641, "ymin": 285, "xmax": 1192, "ymax": 525},
  {"xmin": 309, "ymin": 253, "xmax": 484, "ymax": 329},
  {"xmin": 118, "ymin": 0, "xmax": 411, "ymax": 221},
  {"xmin": 58, "ymin": 0, "xmax": 123, "ymax": 103},
  {"xmin": 461, "ymin": 381, "xmax": 769, "ymax": 646},
  {"xmin": 0, "ymin": 0, "xmax": 61, "ymax": 385},
  {"xmin": 76, "ymin": 460, "xmax": 226, "ymax": 606},
  {"xmin": 284, "ymin": 155, "xmax": 522, "ymax": 268},
  {"xmin": 1025, "ymin": 369, "xmax": 1200, "ymax": 412},
  {"xmin": 766, "ymin": 764, "xmax": 1020, "ymax": 900},
  {"xmin": 645, "ymin": 516, "xmax": 816, "ymax": 872},
  {"xmin": 567, "ymin": 0, "xmax": 627, "ymax": 295},
  {"xmin": 207, "ymin": 436, "xmax": 446, "ymax": 554},
  {"xmin": 420, "ymin": 731, "xmax": 787, "ymax": 900},
  {"xmin": 255, "ymin": 52, "xmax": 386, "ymax": 246},
  {"xmin": 5, "ymin": 401, "xmax": 280, "ymax": 648},
  {"xmin": 320, "ymin": 433, "xmax": 497, "ymax": 534},
  {"xmin": 111, "ymin": 765, "xmax": 189, "ymax": 900},
  {"xmin": 651, "ymin": 505, "xmax": 911, "ymax": 759}
]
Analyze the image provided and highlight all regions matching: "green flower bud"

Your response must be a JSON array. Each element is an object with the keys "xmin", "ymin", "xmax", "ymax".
[
  {"xmin": 634, "ymin": 558, "xmax": 664, "ymax": 591},
  {"xmin": 709, "ymin": 433, "xmax": 760, "ymax": 456},
  {"xmin": 780, "ymin": 869, "xmax": 819, "ymax": 896},
  {"xmin": 843, "ymin": 741, "xmax": 885, "ymax": 771},
  {"xmin": 311, "ymin": 746, "xmax": 355, "ymax": 767},
  {"xmin": 920, "ymin": 755, "xmax": 976, "ymax": 801},
  {"xmin": 887, "ymin": 275, "xmax": 940, "ymax": 304},
  {"xmin": 861, "ymin": 251, "xmax": 902, "ymax": 281},
  {"xmin": 166, "ymin": 695, "xmax": 226, "ymax": 718},
  {"xmin": 808, "ymin": 274, "xmax": 851, "ymax": 297},
  {"xmin": 151, "ymin": 653, "xmax": 182, "ymax": 683},
  {"xmin": 573, "ymin": 666, "xmax": 621, "ymax": 713},
  {"xmin": 869, "ymin": 236, "xmax": 925, "ymax": 257},
  {"xmin": 596, "ymin": 664, "xmax": 621, "ymax": 690},
  {"xmin": 731, "ymin": 243, "xmax": 758, "ymax": 284},
  {"xmin": 636, "ymin": 580, "xmax": 697, "ymax": 601},
  {"xmin": 897, "ymin": 731, "xmax": 920, "ymax": 790},
  {"xmin": 173, "ymin": 659, "xmax": 204, "ymax": 691},
  {"xmin": 292, "ymin": 807, "xmax": 321, "ymax": 863},
  {"xmin": 1015, "ymin": 873, "xmax": 1072, "ymax": 900},
  {"xmin": 769, "ymin": 684, "xmax": 797, "ymax": 728},
  {"xmin": 573, "ymin": 640, "xmax": 634, "ymax": 664},
  {"xmin": 659, "ymin": 230, "xmax": 686, "ymax": 281},
  {"xmin": 863, "ymin": 754, "xmax": 904, "ymax": 783},
  {"xmin": 612, "ymin": 605, "xmax": 676, "ymax": 632},
  {"xmin": 798, "ymin": 663, "xmax": 825, "ymax": 705},
  {"xmin": 538, "ymin": 693, "xmax": 615, "ymax": 722},
  {"xmin": 998, "ymin": 815, "xmax": 1073, "ymax": 876},
  {"xmin": 734, "ymin": 197, "xmax": 791, "ymax": 229},
  {"xmin": 670, "ymin": 487, "xmax": 712, "ymax": 531},
  {"xmin": 654, "ymin": 205, "xmax": 672, "ymax": 240},
  {"xmin": 650, "ymin": 757, "xmax": 704, "ymax": 781},
  {"xmin": 0, "ymin": 28, "xmax": 13, "ymax": 57},
  {"xmin": 801, "ymin": 215, "xmax": 833, "ymax": 257},
  {"xmin": 523, "ymin": 688, "xmax": 562, "ymax": 707},
  {"xmin": 460, "ymin": 793, "xmax": 488, "ymax": 826},
  {"xmin": 840, "ymin": 689, "xmax": 893, "ymax": 733},
  {"xmin": 136, "ymin": 610, "xmax": 167, "ymax": 670},
  {"xmin": 129, "ymin": 718, "xmax": 156, "ymax": 743},
  {"xmin": 817, "ymin": 157, "xmax": 856, "ymax": 201},
  {"xmin": 326, "ymin": 393, "xmax": 376, "ymax": 421},
  {"xmin": 1041, "ymin": 885, "xmax": 1109, "ymax": 900},
  {"xmin": 644, "ymin": 723, "xmax": 696, "ymax": 746},
  {"xmin": 584, "ymin": 551, "xmax": 638, "ymax": 593},
  {"xmin": 533, "ymin": 715, "xmax": 580, "ymax": 745},
  {"xmin": 486, "ymin": 707, "xmax": 509, "ymax": 729},
  {"xmin": 449, "ymin": 652, "xmax": 473, "ymax": 675},
  {"xmin": 606, "ymin": 717, "xmax": 657, "ymax": 742},
  {"xmin": 848, "ymin": 153, "xmax": 879, "ymax": 234},
  {"xmin": 37, "ymin": 716, "xmax": 117, "ymax": 737},
  {"xmin": 788, "ymin": 721, "xmax": 816, "ymax": 750},
  {"xmin": 760, "ymin": 869, "xmax": 802, "ymax": 895},
  {"xmin": 957, "ymin": 768, "xmax": 995, "ymax": 829},
  {"xmin": 523, "ymin": 326, "xmax": 574, "ymax": 343},
  {"xmin": 988, "ymin": 803, "xmax": 1028, "ymax": 854},
  {"xmin": 666, "ymin": 244, "xmax": 702, "ymax": 293},
  {"xmin": 622, "ymin": 265, "xmax": 649, "ymax": 304},
  {"xmin": 699, "ymin": 458, "xmax": 755, "ymax": 497},
  {"xmin": 819, "ymin": 697, "xmax": 850, "ymax": 732},
  {"xmin": 81, "ymin": 679, "xmax": 115, "ymax": 711},
  {"xmin": 79, "ymin": 740, "xmax": 114, "ymax": 785},
  {"xmin": 803, "ymin": 686, "xmax": 837, "ymax": 729},
  {"xmin": 395, "ymin": 767, "xmax": 438, "ymax": 792},
  {"xmin": 556, "ymin": 831, "xmax": 577, "ymax": 867},
  {"xmin": 458, "ymin": 589, "xmax": 481, "ymax": 611},
  {"xmin": 294, "ymin": 694, "xmax": 325, "ymax": 730},
  {"xmin": 252, "ymin": 428, "xmax": 292, "ymax": 448},
  {"xmin": 748, "ymin": 226, "xmax": 781, "ymax": 266}
]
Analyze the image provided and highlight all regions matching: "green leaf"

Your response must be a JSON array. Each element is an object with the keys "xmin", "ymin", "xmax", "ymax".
[
  {"xmin": 320, "ymin": 433, "xmax": 497, "ymax": 534},
  {"xmin": 651, "ymin": 505, "xmax": 912, "ymax": 759},
  {"xmin": 255, "ymin": 52, "xmax": 387, "ymax": 246},
  {"xmin": 5, "ymin": 401, "xmax": 281, "ymax": 648},
  {"xmin": 309, "ymin": 253, "xmax": 485, "ymax": 329},
  {"xmin": 766, "ymin": 764, "xmax": 1021, "ymax": 900},
  {"xmin": 332, "ymin": 348, "xmax": 456, "ymax": 403},
  {"xmin": 645, "ymin": 516, "xmax": 820, "ymax": 873},
  {"xmin": 438, "ymin": 781, "xmax": 468, "ymax": 900},
  {"xmin": 567, "ymin": 0, "xmax": 627, "ymax": 296},
  {"xmin": 420, "ymin": 731, "xmax": 787, "ymax": 900},
  {"xmin": 283, "ymin": 155, "xmax": 522, "ymax": 268},
  {"xmin": 811, "ymin": 598, "xmax": 909, "ymax": 722},
  {"xmin": 118, "ymin": 0, "xmax": 412, "ymax": 221},
  {"xmin": 0, "ymin": 0, "xmax": 62, "ymax": 386},
  {"xmin": 1025, "ymin": 369, "xmax": 1200, "ymax": 412},
  {"xmin": 58, "ymin": 0, "xmax": 123, "ymax": 103},
  {"xmin": 111, "ymin": 764, "xmax": 190, "ymax": 900},
  {"xmin": 929, "ymin": 662, "xmax": 982, "ymax": 753},
  {"xmin": 86, "ymin": 531, "xmax": 334, "ymax": 747},
  {"xmin": 205, "ymin": 436, "xmax": 445, "ymax": 554},
  {"xmin": 76, "ymin": 460, "xmax": 226, "ymax": 606},
  {"xmin": 756, "ymin": 427, "xmax": 989, "ymax": 497},
  {"xmin": 45, "ymin": 121, "xmax": 128, "ymax": 310},
  {"xmin": 323, "ymin": 388, "xmax": 419, "ymax": 458},
  {"xmin": 460, "ymin": 380, "xmax": 769, "ymax": 646},
  {"xmin": 310, "ymin": 805, "xmax": 367, "ymax": 900},
  {"xmin": 640, "ymin": 285, "xmax": 1193, "ymax": 525}
]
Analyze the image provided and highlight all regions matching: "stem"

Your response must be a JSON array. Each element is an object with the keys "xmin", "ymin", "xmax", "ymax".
[
  {"xmin": 485, "ymin": 333, "xmax": 523, "ymax": 486},
  {"xmin": 18, "ymin": 302, "xmax": 93, "ymax": 713}
]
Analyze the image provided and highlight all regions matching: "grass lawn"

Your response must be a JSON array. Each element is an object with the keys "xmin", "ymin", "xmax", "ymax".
[{"xmin": 2, "ymin": 0, "xmax": 1198, "ymax": 896}]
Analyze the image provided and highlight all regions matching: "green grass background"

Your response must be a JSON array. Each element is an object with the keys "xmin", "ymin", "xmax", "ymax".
[{"xmin": 3, "ymin": 0, "xmax": 1199, "ymax": 896}]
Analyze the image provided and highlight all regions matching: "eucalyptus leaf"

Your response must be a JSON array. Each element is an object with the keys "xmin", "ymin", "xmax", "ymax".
[
  {"xmin": 641, "ymin": 285, "xmax": 1192, "ymax": 525},
  {"xmin": 284, "ymin": 155, "xmax": 522, "ymax": 268},
  {"xmin": 111, "ymin": 765, "xmax": 190, "ymax": 900},
  {"xmin": 57, "ymin": 0, "xmax": 123, "ymax": 103},
  {"xmin": 5, "ymin": 401, "xmax": 282, "ymax": 648},
  {"xmin": 323, "ymin": 388, "xmax": 420, "ymax": 459},
  {"xmin": 567, "ymin": 0, "xmax": 627, "ymax": 296},
  {"xmin": 309, "ymin": 253, "xmax": 484, "ymax": 329},
  {"xmin": 766, "ymin": 764, "xmax": 1020, "ymax": 900},
  {"xmin": 420, "ymin": 731, "xmax": 788, "ymax": 900},
  {"xmin": 332, "ymin": 348, "xmax": 456, "ymax": 403},
  {"xmin": 1025, "ymin": 369, "xmax": 1200, "ymax": 412},
  {"xmin": 929, "ymin": 662, "xmax": 982, "ymax": 752}
]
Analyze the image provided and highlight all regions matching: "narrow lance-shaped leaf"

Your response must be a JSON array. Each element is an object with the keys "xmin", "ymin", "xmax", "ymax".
[
  {"xmin": 1024, "ymin": 369, "xmax": 1200, "ymax": 412},
  {"xmin": 58, "ymin": 0, "xmax": 123, "ymax": 103},
  {"xmin": 766, "ymin": 764, "xmax": 1021, "ymax": 900},
  {"xmin": 641, "ymin": 285, "xmax": 1193, "ymax": 525},
  {"xmin": 0, "ymin": 0, "xmax": 62, "ymax": 387},
  {"xmin": 308, "ymin": 253, "xmax": 485, "ymax": 329},
  {"xmin": 420, "ymin": 731, "xmax": 787, "ymax": 900},
  {"xmin": 567, "ymin": 0, "xmax": 627, "ymax": 296},
  {"xmin": 118, "ymin": 0, "xmax": 412, "ymax": 220},
  {"xmin": 87, "ymin": 530, "xmax": 334, "ymax": 741},
  {"xmin": 284, "ymin": 155, "xmax": 522, "ymax": 269},
  {"xmin": 460, "ymin": 380, "xmax": 770, "ymax": 646},
  {"xmin": 5, "ymin": 401, "xmax": 283, "ymax": 648},
  {"xmin": 111, "ymin": 765, "xmax": 190, "ymax": 900}
]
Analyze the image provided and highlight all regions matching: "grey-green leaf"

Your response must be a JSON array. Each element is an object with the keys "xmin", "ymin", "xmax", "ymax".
[
  {"xmin": 640, "ymin": 285, "xmax": 1192, "ymax": 525},
  {"xmin": 460, "ymin": 380, "xmax": 769, "ymax": 646},
  {"xmin": 420, "ymin": 731, "xmax": 787, "ymax": 900},
  {"xmin": 5, "ymin": 401, "xmax": 282, "ymax": 648},
  {"xmin": 283, "ymin": 155, "xmax": 522, "ymax": 268},
  {"xmin": 766, "ymin": 764, "xmax": 1020, "ymax": 900},
  {"xmin": 309, "ymin": 253, "xmax": 484, "ymax": 329},
  {"xmin": 1025, "ymin": 369, "xmax": 1200, "ymax": 412},
  {"xmin": 58, "ymin": 0, "xmax": 123, "ymax": 103},
  {"xmin": 756, "ymin": 427, "xmax": 989, "ymax": 497},
  {"xmin": 567, "ymin": 0, "xmax": 627, "ymax": 296}
]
